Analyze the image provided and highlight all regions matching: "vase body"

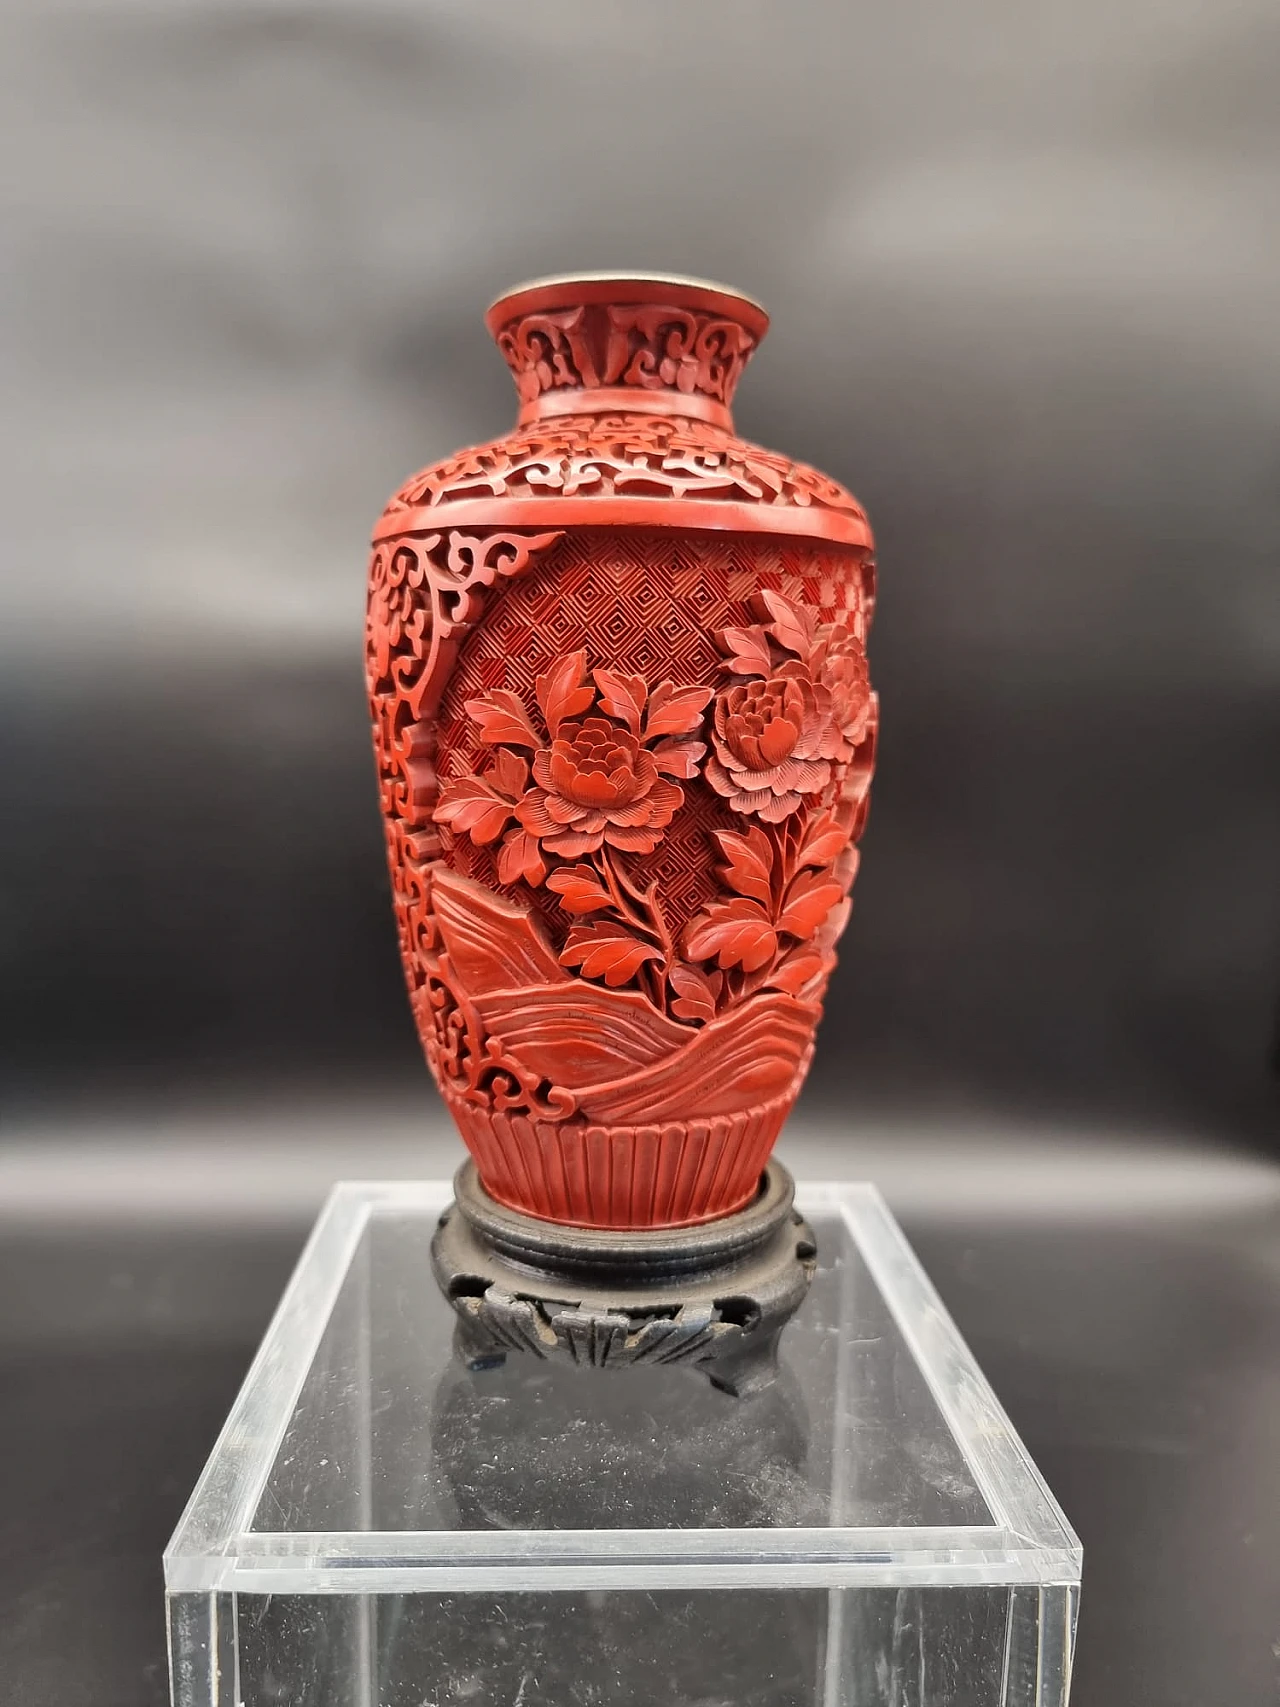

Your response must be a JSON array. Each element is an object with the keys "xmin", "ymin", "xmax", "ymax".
[{"xmin": 367, "ymin": 274, "xmax": 876, "ymax": 1230}]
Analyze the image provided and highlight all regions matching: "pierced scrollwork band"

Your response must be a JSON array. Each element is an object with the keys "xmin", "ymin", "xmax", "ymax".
[{"xmin": 377, "ymin": 412, "xmax": 869, "ymax": 528}]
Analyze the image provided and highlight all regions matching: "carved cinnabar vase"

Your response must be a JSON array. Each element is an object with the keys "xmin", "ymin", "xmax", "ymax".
[{"xmin": 367, "ymin": 274, "xmax": 876, "ymax": 1231}]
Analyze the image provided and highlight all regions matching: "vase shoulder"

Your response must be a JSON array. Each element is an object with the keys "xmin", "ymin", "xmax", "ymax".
[{"xmin": 373, "ymin": 412, "xmax": 872, "ymax": 551}]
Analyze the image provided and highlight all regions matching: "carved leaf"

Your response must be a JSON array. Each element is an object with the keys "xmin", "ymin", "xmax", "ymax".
[
  {"xmin": 559, "ymin": 922, "xmax": 663, "ymax": 987},
  {"xmin": 684, "ymin": 898, "xmax": 779, "ymax": 973},
  {"xmin": 669, "ymin": 962, "xmax": 722, "ymax": 1024},
  {"xmin": 797, "ymin": 811, "xmax": 846, "ymax": 871},
  {"xmin": 465, "ymin": 688, "xmax": 541, "ymax": 748},
  {"xmin": 432, "ymin": 775, "xmax": 516, "ymax": 845},
  {"xmin": 431, "ymin": 867, "xmax": 568, "ymax": 994},
  {"xmin": 762, "ymin": 952, "xmax": 826, "ymax": 996},
  {"xmin": 546, "ymin": 864, "xmax": 614, "ymax": 914},
  {"xmin": 496, "ymin": 828, "xmax": 546, "ymax": 887},
  {"xmin": 817, "ymin": 894, "xmax": 853, "ymax": 953},
  {"xmin": 492, "ymin": 747, "xmax": 531, "ymax": 799},
  {"xmin": 592, "ymin": 668, "xmax": 647, "ymax": 735},
  {"xmin": 651, "ymin": 736, "xmax": 705, "ymax": 779},
  {"xmin": 644, "ymin": 680, "xmax": 713, "ymax": 738},
  {"xmin": 759, "ymin": 589, "xmax": 818, "ymax": 660},
  {"xmin": 717, "ymin": 624, "xmax": 773, "ymax": 678},
  {"xmin": 712, "ymin": 825, "xmax": 775, "ymax": 907},
  {"xmin": 777, "ymin": 869, "xmax": 844, "ymax": 938},
  {"xmin": 536, "ymin": 649, "xmax": 594, "ymax": 733}
]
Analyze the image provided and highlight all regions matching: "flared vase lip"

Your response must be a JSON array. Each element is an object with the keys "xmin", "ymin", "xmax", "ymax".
[{"xmin": 484, "ymin": 270, "xmax": 770, "ymax": 340}]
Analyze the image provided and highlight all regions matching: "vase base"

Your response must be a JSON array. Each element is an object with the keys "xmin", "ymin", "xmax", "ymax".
[{"xmin": 430, "ymin": 1159, "xmax": 816, "ymax": 1396}]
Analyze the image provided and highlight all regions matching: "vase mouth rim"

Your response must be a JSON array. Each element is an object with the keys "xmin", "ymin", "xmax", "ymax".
[{"xmin": 485, "ymin": 271, "xmax": 769, "ymax": 338}]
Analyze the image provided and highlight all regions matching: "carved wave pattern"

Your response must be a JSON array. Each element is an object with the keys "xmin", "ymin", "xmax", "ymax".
[{"xmin": 426, "ymin": 867, "xmax": 821, "ymax": 1227}]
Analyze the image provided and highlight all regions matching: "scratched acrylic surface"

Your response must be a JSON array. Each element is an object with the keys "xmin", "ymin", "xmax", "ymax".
[
  {"xmin": 165, "ymin": 1189, "xmax": 1078, "ymax": 1706},
  {"xmin": 248, "ymin": 1202, "xmax": 988, "ymax": 1538}
]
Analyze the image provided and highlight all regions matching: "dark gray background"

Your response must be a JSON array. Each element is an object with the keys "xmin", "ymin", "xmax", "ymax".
[
  {"xmin": 4, "ymin": 0, "xmax": 1278, "ymax": 1135},
  {"xmin": 1, "ymin": 4, "xmax": 1278, "ymax": 1705}
]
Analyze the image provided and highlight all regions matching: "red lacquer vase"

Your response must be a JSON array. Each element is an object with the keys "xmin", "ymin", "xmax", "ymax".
[{"xmin": 367, "ymin": 273, "xmax": 876, "ymax": 1231}]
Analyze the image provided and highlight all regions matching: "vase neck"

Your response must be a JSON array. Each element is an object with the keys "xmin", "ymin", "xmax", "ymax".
[{"xmin": 485, "ymin": 272, "xmax": 769, "ymax": 431}]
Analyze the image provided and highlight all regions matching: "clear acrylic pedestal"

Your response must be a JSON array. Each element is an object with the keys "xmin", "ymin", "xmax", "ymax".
[{"xmin": 165, "ymin": 1181, "xmax": 1080, "ymax": 1706}]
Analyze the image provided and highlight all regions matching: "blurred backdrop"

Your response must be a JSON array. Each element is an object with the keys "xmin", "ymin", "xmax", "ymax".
[
  {"xmin": 3, "ymin": 0, "xmax": 1278, "ymax": 1169},
  {"xmin": 4, "ymin": 10, "xmax": 1280, "ymax": 1706}
]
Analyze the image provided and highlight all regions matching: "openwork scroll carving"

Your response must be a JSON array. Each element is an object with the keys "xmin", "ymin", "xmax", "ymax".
[
  {"xmin": 367, "ymin": 528, "xmax": 564, "ymax": 722},
  {"xmin": 366, "ymin": 528, "xmax": 566, "ymax": 1105},
  {"xmin": 382, "ymin": 412, "xmax": 867, "ymax": 522}
]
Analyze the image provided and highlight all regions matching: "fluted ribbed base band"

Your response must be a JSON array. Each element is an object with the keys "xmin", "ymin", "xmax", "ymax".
[{"xmin": 443, "ymin": 1087, "xmax": 796, "ymax": 1229}]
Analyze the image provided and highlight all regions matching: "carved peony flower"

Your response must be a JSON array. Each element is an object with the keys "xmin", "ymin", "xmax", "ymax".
[
  {"xmin": 705, "ymin": 661, "xmax": 834, "ymax": 821},
  {"xmin": 517, "ymin": 715, "xmax": 684, "ymax": 857},
  {"xmin": 811, "ymin": 625, "xmax": 873, "ymax": 761},
  {"xmin": 437, "ymin": 650, "xmax": 708, "ymax": 887}
]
